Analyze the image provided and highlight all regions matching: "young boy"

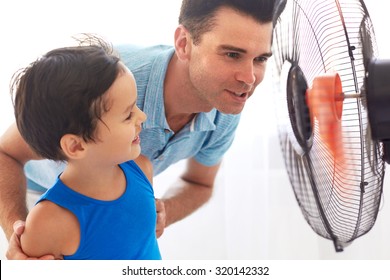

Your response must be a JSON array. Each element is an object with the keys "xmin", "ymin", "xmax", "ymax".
[{"xmin": 11, "ymin": 36, "xmax": 161, "ymax": 260}]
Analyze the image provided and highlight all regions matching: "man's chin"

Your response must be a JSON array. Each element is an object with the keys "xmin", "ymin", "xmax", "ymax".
[{"xmin": 217, "ymin": 106, "xmax": 245, "ymax": 115}]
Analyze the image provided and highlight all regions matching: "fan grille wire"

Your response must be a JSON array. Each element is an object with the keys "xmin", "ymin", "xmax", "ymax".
[{"xmin": 273, "ymin": 0, "xmax": 385, "ymax": 250}]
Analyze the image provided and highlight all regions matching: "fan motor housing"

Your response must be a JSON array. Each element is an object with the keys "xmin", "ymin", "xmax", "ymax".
[
  {"xmin": 366, "ymin": 59, "xmax": 390, "ymax": 163},
  {"xmin": 366, "ymin": 59, "xmax": 390, "ymax": 140}
]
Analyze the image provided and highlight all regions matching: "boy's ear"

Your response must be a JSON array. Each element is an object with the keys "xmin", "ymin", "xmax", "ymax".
[
  {"xmin": 60, "ymin": 134, "xmax": 86, "ymax": 159},
  {"xmin": 174, "ymin": 25, "xmax": 192, "ymax": 61}
]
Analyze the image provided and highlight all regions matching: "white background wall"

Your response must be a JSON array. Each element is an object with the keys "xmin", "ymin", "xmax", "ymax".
[{"xmin": 1, "ymin": 0, "xmax": 390, "ymax": 260}]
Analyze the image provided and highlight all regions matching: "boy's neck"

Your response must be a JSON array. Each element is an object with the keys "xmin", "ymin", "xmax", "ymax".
[{"xmin": 59, "ymin": 162, "xmax": 125, "ymax": 201}]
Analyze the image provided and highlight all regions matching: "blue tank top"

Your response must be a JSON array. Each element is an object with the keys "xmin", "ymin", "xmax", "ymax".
[{"xmin": 37, "ymin": 160, "xmax": 161, "ymax": 260}]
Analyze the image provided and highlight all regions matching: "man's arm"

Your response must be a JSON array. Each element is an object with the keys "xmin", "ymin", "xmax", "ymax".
[
  {"xmin": 162, "ymin": 158, "xmax": 221, "ymax": 227},
  {"xmin": 0, "ymin": 123, "xmax": 39, "ymax": 240}
]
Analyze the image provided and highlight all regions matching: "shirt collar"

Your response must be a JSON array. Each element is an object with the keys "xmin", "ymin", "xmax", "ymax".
[
  {"xmin": 191, "ymin": 110, "xmax": 217, "ymax": 132},
  {"xmin": 142, "ymin": 48, "xmax": 174, "ymax": 130}
]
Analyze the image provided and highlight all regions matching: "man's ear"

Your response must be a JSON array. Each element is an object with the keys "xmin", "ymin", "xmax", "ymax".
[
  {"xmin": 60, "ymin": 134, "xmax": 86, "ymax": 159},
  {"xmin": 174, "ymin": 25, "xmax": 192, "ymax": 61}
]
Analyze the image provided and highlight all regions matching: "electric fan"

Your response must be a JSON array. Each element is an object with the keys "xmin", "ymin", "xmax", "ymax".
[{"xmin": 272, "ymin": 0, "xmax": 390, "ymax": 252}]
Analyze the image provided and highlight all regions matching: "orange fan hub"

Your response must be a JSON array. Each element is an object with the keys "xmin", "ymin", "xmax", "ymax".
[{"xmin": 306, "ymin": 73, "xmax": 344, "ymax": 162}]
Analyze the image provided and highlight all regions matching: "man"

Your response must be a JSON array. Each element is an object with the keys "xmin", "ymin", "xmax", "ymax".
[{"xmin": 1, "ymin": 0, "xmax": 285, "ymax": 259}]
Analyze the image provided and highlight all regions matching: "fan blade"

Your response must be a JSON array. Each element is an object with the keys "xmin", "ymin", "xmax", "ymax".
[{"xmin": 306, "ymin": 73, "xmax": 346, "ymax": 175}]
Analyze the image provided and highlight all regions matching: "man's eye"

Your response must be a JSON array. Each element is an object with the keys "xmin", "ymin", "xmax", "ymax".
[
  {"xmin": 226, "ymin": 52, "xmax": 240, "ymax": 59},
  {"xmin": 255, "ymin": 56, "xmax": 268, "ymax": 63}
]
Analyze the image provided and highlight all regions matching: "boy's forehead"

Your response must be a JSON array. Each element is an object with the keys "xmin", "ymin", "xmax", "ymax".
[
  {"xmin": 119, "ymin": 62, "xmax": 132, "ymax": 74},
  {"xmin": 103, "ymin": 69, "xmax": 135, "ymax": 98}
]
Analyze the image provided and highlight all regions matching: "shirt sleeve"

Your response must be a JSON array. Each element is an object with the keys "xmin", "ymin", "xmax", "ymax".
[{"xmin": 194, "ymin": 113, "xmax": 241, "ymax": 166}]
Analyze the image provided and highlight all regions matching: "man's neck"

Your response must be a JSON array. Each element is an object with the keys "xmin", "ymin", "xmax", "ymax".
[{"xmin": 163, "ymin": 55, "xmax": 208, "ymax": 132}]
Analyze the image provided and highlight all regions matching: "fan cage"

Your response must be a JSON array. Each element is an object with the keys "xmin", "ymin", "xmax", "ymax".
[{"xmin": 272, "ymin": 0, "xmax": 385, "ymax": 251}]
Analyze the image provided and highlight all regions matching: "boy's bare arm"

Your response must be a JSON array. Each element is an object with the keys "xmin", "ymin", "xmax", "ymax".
[
  {"xmin": 134, "ymin": 154, "xmax": 153, "ymax": 185},
  {"xmin": 21, "ymin": 200, "xmax": 79, "ymax": 259}
]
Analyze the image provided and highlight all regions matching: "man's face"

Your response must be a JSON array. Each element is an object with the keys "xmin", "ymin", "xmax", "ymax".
[{"xmin": 188, "ymin": 7, "xmax": 273, "ymax": 114}]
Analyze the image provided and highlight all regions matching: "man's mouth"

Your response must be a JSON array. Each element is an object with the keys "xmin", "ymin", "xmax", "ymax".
[
  {"xmin": 232, "ymin": 92, "xmax": 247, "ymax": 98},
  {"xmin": 227, "ymin": 90, "xmax": 249, "ymax": 100}
]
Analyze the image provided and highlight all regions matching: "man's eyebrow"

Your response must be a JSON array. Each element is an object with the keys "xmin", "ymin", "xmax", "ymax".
[
  {"xmin": 219, "ymin": 44, "xmax": 247, "ymax": 53},
  {"xmin": 260, "ymin": 51, "xmax": 273, "ymax": 57},
  {"xmin": 218, "ymin": 44, "xmax": 273, "ymax": 57}
]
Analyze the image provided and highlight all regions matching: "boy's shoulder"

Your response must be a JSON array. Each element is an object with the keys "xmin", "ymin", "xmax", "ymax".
[{"xmin": 21, "ymin": 200, "xmax": 79, "ymax": 258}]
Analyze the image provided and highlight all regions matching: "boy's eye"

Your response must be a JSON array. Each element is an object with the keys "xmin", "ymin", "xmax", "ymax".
[{"xmin": 125, "ymin": 112, "xmax": 134, "ymax": 121}]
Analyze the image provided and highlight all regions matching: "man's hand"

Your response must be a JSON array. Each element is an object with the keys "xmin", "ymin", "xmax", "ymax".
[
  {"xmin": 6, "ymin": 220, "xmax": 55, "ymax": 260},
  {"xmin": 155, "ymin": 199, "xmax": 166, "ymax": 238}
]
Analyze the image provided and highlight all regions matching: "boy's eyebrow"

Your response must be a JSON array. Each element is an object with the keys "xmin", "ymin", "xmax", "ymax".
[
  {"xmin": 124, "ymin": 100, "xmax": 136, "ymax": 114},
  {"xmin": 218, "ymin": 44, "xmax": 273, "ymax": 57}
]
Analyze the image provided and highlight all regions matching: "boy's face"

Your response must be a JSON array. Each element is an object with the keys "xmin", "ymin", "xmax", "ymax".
[
  {"xmin": 86, "ymin": 66, "xmax": 146, "ymax": 165},
  {"xmin": 186, "ymin": 7, "xmax": 273, "ymax": 114}
]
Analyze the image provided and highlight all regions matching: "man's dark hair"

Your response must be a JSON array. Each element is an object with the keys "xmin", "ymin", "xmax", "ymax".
[{"xmin": 179, "ymin": 0, "xmax": 284, "ymax": 44}]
